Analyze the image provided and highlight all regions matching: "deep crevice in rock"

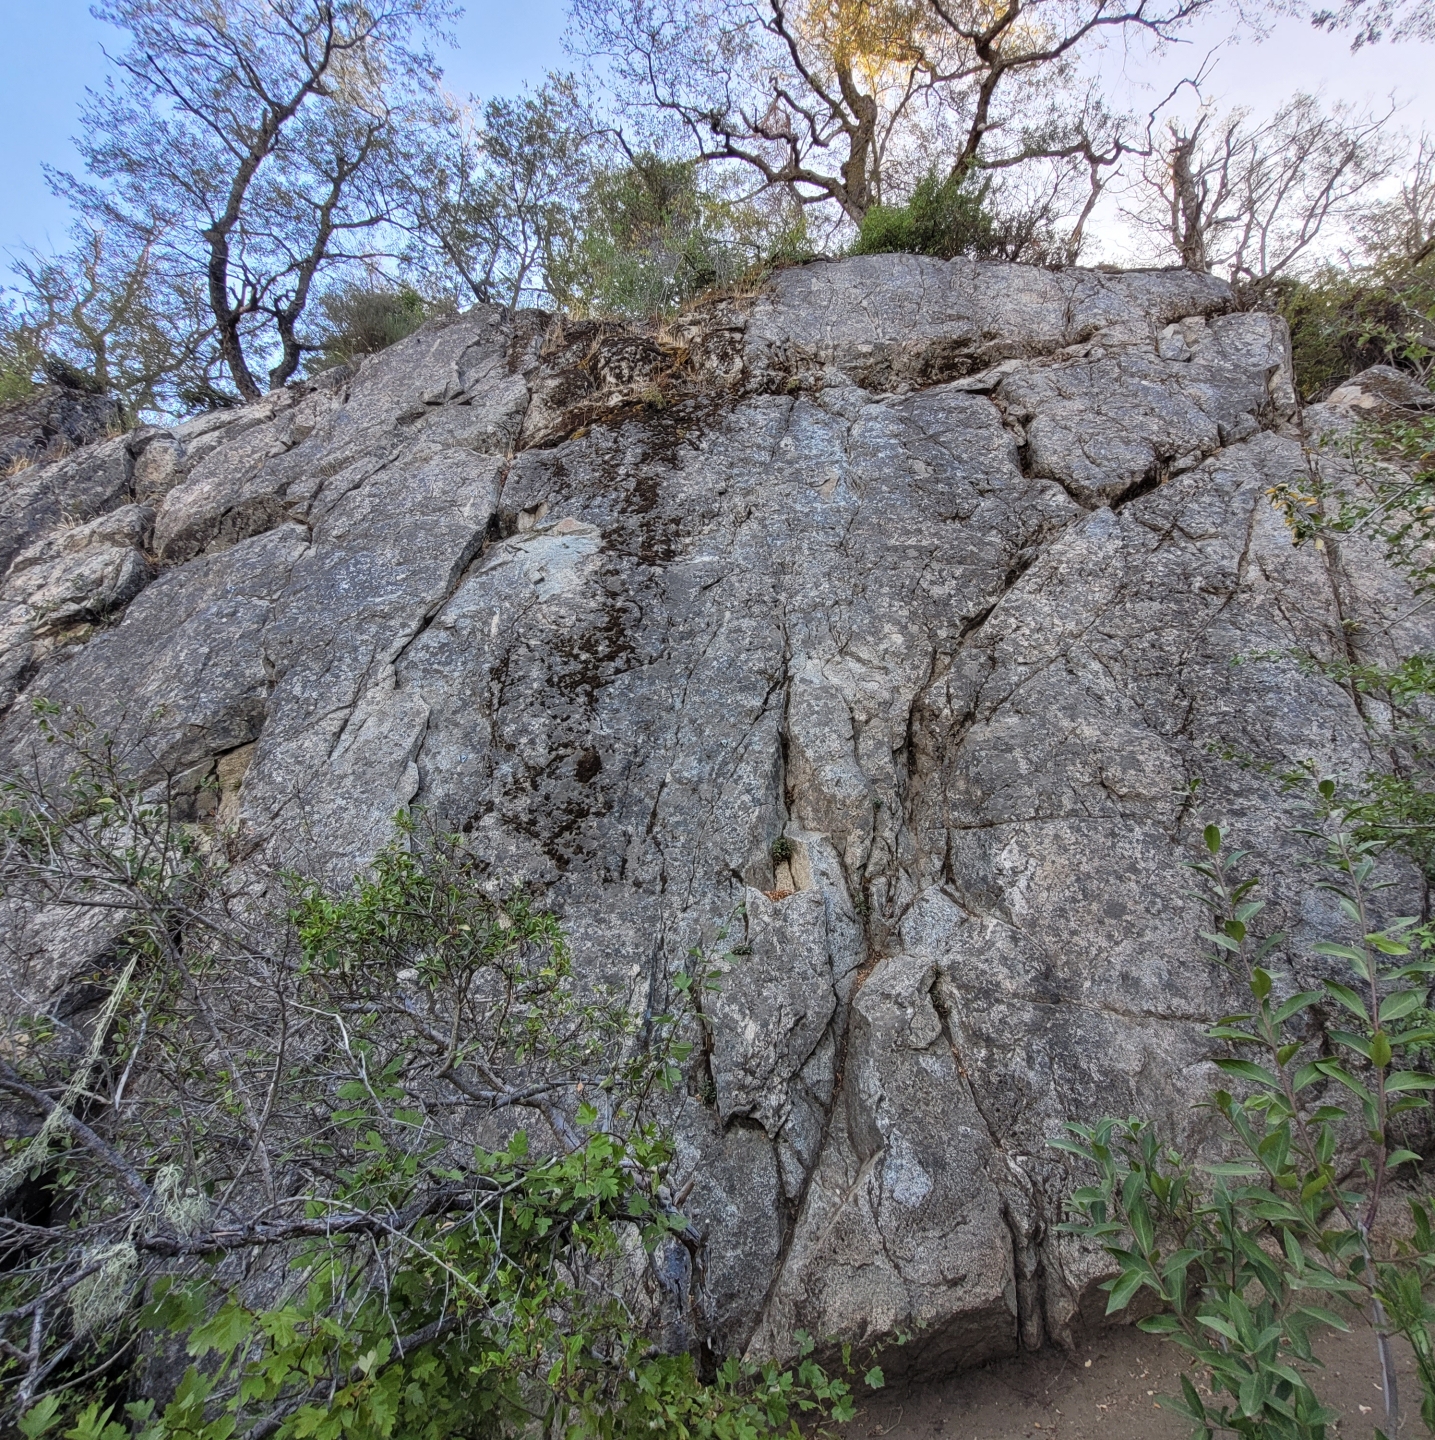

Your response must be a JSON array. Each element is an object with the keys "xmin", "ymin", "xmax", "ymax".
[{"xmin": 1110, "ymin": 460, "xmax": 1170, "ymax": 512}]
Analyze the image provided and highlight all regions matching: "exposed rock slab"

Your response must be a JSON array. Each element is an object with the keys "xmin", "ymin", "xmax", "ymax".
[{"xmin": 2, "ymin": 256, "xmax": 1429, "ymax": 1373}]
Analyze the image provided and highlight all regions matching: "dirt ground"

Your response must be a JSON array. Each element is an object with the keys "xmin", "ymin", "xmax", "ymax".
[{"xmin": 838, "ymin": 1322, "xmax": 1424, "ymax": 1439}]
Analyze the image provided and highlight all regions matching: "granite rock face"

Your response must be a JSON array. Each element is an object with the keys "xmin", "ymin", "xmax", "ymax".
[
  {"xmin": 0, "ymin": 377, "xmax": 123, "ymax": 473},
  {"xmin": 3, "ymin": 254, "xmax": 1428, "ymax": 1374}
]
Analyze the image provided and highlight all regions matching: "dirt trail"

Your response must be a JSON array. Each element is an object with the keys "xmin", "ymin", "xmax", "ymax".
[{"xmin": 839, "ymin": 1322, "xmax": 1423, "ymax": 1439}]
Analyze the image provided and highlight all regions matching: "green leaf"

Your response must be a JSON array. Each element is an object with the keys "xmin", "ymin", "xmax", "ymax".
[
  {"xmin": 1205, "ymin": 824, "xmax": 1222, "ymax": 854},
  {"xmin": 1209, "ymin": 1025, "xmax": 1262, "ymax": 1043},
  {"xmin": 1314, "ymin": 941, "xmax": 1371, "ymax": 966},
  {"xmin": 1212, "ymin": 1058, "xmax": 1281, "ymax": 1088},
  {"xmin": 1197, "ymin": 1315, "xmax": 1240, "ymax": 1343},
  {"xmin": 18, "ymin": 1397, "xmax": 62, "ymax": 1440},
  {"xmin": 1106, "ymin": 1267, "xmax": 1146, "ymax": 1314},
  {"xmin": 1162, "ymin": 1247, "xmax": 1203, "ymax": 1278},
  {"xmin": 1203, "ymin": 930, "xmax": 1243, "ymax": 954},
  {"xmin": 1371, "ymin": 1032, "xmax": 1393, "ymax": 1068},
  {"xmin": 864, "ymin": 1367, "xmax": 885, "ymax": 1389},
  {"xmin": 187, "ymin": 1300, "xmax": 252, "ymax": 1358},
  {"xmin": 1271, "ymin": 990, "xmax": 1324, "ymax": 1025},
  {"xmin": 1331, "ymin": 1029, "xmax": 1374, "ymax": 1060},
  {"xmin": 1295, "ymin": 1305, "xmax": 1351, "ymax": 1332},
  {"xmin": 1385, "ymin": 1072, "xmax": 1435, "ymax": 1092},
  {"xmin": 1369, "ymin": 933, "xmax": 1412, "ymax": 956},
  {"xmin": 1321, "ymin": 981, "xmax": 1369, "ymax": 1022},
  {"xmin": 1047, "ymin": 1137, "xmax": 1096, "ymax": 1159},
  {"xmin": 1380, "ymin": 990, "xmax": 1424, "ymax": 1023}
]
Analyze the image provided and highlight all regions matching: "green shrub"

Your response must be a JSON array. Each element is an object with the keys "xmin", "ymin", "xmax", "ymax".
[
  {"xmin": 546, "ymin": 154, "xmax": 809, "ymax": 318},
  {"xmin": 1267, "ymin": 411, "xmax": 1435, "ymax": 884},
  {"xmin": 0, "ymin": 717, "xmax": 883, "ymax": 1437},
  {"xmin": 1058, "ymin": 814, "xmax": 1435, "ymax": 1439},
  {"xmin": 1276, "ymin": 264, "xmax": 1435, "ymax": 401},
  {"xmin": 546, "ymin": 155, "xmax": 734, "ymax": 318},
  {"xmin": 852, "ymin": 171, "xmax": 1000, "ymax": 261},
  {"xmin": 305, "ymin": 283, "xmax": 449, "ymax": 373},
  {"xmin": 1060, "ymin": 369, "xmax": 1435, "ymax": 1440},
  {"xmin": 0, "ymin": 300, "xmax": 42, "ymax": 404}
]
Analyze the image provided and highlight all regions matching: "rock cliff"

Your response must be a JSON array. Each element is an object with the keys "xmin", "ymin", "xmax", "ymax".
[
  {"xmin": 2, "ymin": 255, "xmax": 1428, "ymax": 1375},
  {"xmin": 0, "ymin": 371, "xmax": 124, "ymax": 475}
]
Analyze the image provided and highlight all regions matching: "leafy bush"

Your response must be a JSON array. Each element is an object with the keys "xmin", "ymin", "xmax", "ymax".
[
  {"xmin": 1266, "ymin": 409, "xmax": 1435, "ymax": 882},
  {"xmin": 173, "ymin": 379, "xmax": 240, "ymax": 413},
  {"xmin": 0, "ymin": 298, "xmax": 43, "ymax": 405},
  {"xmin": 547, "ymin": 154, "xmax": 808, "ymax": 318},
  {"xmin": 1059, "ymin": 370, "xmax": 1435, "ymax": 1440},
  {"xmin": 0, "ymin": 716, "xmax": 882, "ymax": 1436},
  {"xmin": 852, "ymin": 171, "xmax": 1000, "ymax": 261},
  {"xmin": 546, "ymin": 155, "xmax": 730, "ymax": 317},
  {"xmin": 305, "ymin": 284, "xmax": 451, "ymax": 374},
  {"xmin": 1275, "ymin": 266, "xmax": 1435, "ymax": 400},
  {"xmin": 1058, "ymin": 815, "xmax": 1435, "ymax": 1438}
]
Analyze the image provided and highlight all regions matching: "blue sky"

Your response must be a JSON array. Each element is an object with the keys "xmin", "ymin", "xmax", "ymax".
[
  {"xmin": 0, "ymin": 0, "xmax": 1431, "ymax": 263},
  {"xmin": 0, "ymin": 0, "xmax": 568, "ymax": 255}
]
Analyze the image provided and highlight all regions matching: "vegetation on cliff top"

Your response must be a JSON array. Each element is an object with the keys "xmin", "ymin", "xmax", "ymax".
[{"xmin": 0, "ymin": 0, "xmax": 1431, "ymax": 420}]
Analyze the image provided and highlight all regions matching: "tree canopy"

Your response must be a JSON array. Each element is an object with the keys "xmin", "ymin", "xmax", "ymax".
[{"xmin": 0, "ymin": 0, "xmax": 1428, "ymax": 421}]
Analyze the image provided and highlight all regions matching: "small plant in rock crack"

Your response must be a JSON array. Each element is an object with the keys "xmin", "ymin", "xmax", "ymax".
[
  {"xmin": 1054, "ymin": 796, "xmax": 1435, "ymax": 1440},
  {"xmin": 0, "ymin": 710, "xmax": 882, "ymax": 1439},
  {"xmin": 769, "ymin": 837, "xmax": 793, "ymax": 865}
]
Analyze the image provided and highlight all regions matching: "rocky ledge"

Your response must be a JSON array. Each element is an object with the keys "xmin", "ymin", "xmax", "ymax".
[{"xmin": 2, "ymin": 255, "xmax": 1428, "ymax": 1376}]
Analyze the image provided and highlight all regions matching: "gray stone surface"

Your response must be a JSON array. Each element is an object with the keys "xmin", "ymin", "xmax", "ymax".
[
  {"xmin": 0, "ymin": 502, "xmax": 154, "ymax": 708},
  {"xmin": 2, "ymin": 255, "xmax": 1429, "ymax": 1373},
  {"xmin": 0, "ymin": 434, "xmax": 134, "ymax": 576},
  {"xmin": 1325, "ymin": 363, "xmax": 1435, "ymax": 413},
  {"xmin": 0, "ymin": 379, "xmax": 123, "ymax": 472}
]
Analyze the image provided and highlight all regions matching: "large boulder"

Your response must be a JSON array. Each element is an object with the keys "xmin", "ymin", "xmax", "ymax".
[{"xmin": 2, "ymin": 257, "xmax": 1428, "ymax": 1375}]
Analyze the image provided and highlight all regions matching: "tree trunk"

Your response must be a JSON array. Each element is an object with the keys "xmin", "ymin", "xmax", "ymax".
[
  {"xmin": 205, "ymin": 230, "xmax": 262, "ymax": 402},
  {"xmin": 1170, "ymin": 131, "xmax": 1208, "ymax": 272}
]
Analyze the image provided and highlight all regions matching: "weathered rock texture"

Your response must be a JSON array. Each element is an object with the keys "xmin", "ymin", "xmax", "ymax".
[
  {"xmin": 0, "ymin": 375, "xmax": 123, "ymax": 473},
  {"xmin": 3, "ymin": 255, "xmax": 1429, "ymax": 1375}
]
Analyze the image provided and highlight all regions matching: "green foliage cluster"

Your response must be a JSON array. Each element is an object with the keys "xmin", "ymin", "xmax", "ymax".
[
  {"xmin": 304, "ymin": 285, "xmax": 450, "ymax": 375},
  {"xmin": 1264, "ymin": 410, "xmax": 1435, "ymax": 879},
  {"xmin": 1060, "ymin": 363, "xmax": 1435, "ymax": 1437},
  {"xmin": 852, "ymin": 172, "xmax": 1000, "ymax": 261},
  {"xmin": 1271, "ymin": 413, "xmax": 1435, "ymax": 596},
  {"xmin": 547, "ymin": 154, "xmax": 809, "ymax": 318},
  {"xmin": 0, "ymin": 724, "xmax": 882, "ymax": 1438},
  {"xmin": 1058, "ymin": 817, "xmax": 1435, "ymax": 1438},
  {"xmin": 0, "ymin": 298, "xmax": 44, "ymax": 405},
  {"xmin": 850, "ymin": 169, "xmax": 1076, "ymax": 265},
  {"xmin": 1275, "ymin": 267, "xmax": 1435, "ymax": 401}
]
